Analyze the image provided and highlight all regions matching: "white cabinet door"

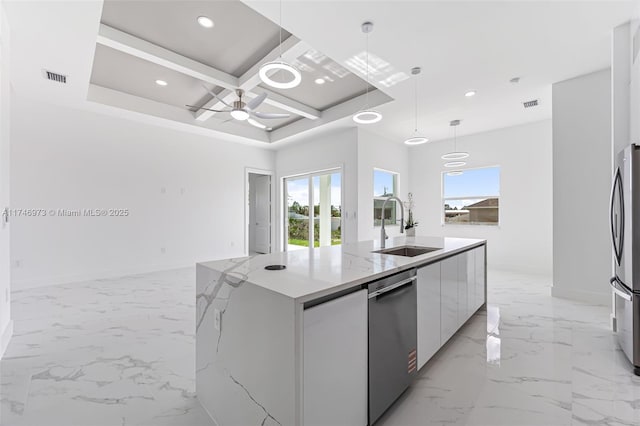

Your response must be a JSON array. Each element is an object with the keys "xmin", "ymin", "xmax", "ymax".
[
  {"xmin": 417, "ymin": 262, "xmax": 440, "ymax": 369},
  {"xmin": 466, "ymin": 249, "xmax": 476, "ymax": 318},
  {"xmin": 440, "ymin": 256, "xmax": 458, "ymax": 345},
  {"xmin": 457, "ymin": 251, "xmax": 469, "ymax": 327},
  {"xmin": 303, "ymin": 290, "xmax": 368, "ymax": 426},
  {"xmin": 474, "ymin": 246, "xmax": 486, "ymax": 310}
]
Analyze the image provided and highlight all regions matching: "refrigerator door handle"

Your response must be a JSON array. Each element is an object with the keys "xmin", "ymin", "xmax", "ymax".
[
  {"xmin": 610, "ymin": 277, "xmax": 632, "ymax": 301},
  {"xmin": 610, "ymin": 169, "xmax": 624, "ymax": 265}
]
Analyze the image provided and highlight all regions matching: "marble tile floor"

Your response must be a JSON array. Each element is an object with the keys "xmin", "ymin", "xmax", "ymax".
[{"xmin": 1, "ymin": 267, "xmax": 639, "ymax": 426}]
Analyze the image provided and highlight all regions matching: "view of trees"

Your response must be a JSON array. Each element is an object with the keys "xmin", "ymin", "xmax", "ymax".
[{"xmin": 288, "ymin": 202, "xmax": 341, "ymax": 246}]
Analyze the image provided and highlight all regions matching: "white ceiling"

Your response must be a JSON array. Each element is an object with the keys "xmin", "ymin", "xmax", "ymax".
[
  {"xmin": 4, "ymin": 0, "xmax": 637, "ymax": 147},
  {"xmin": 244, "ymin": 0, "xmax": 635, "ymax": 143}
]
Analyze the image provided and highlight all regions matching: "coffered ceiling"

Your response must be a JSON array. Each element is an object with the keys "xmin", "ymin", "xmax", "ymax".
[{"xmin": 87, "ymin": 0, "xmax": 389, "ymax": 143}]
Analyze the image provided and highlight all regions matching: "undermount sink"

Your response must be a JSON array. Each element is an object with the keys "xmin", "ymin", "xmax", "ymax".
[{"xmin": 373, "ymin": 245, "xmax": 440, "ymax": 257}]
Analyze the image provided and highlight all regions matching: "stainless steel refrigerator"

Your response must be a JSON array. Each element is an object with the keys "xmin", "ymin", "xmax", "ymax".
[{"xmin": 611, "ymin": 144, "xmax": 640, "ymax": 375}]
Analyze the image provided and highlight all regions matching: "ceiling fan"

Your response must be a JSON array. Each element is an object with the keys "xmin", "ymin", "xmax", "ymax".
[{"xmin": 187, "ymin": 88, "xmax": 290, "ymax": 130}]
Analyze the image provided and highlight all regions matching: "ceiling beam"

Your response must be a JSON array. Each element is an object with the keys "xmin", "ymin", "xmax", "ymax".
[
  {"xmin": 269, "ymin": 89, "xmax": 394, "ymax": 144},
  {"xmin": 97, "ymin": 24, "xmax": 321, "ymax": 122},
  {"xmin": 97, "ymin": 24, "xmax": 239, "ymax": 89},
  {"xmin": 196, "ymin": 36, "xmax": 320, "ymax": 121}
]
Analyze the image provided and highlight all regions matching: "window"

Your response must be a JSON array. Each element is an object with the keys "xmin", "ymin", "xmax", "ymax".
[
  {"xmin": 373, "ymin": 169, "xmax": 398, "ymax": 226},
  {"xmin": 285, "ymin": 170, "xmax": 342, "ymax": 251},
  {"xmin": 443, "ymin": 166, "xmax": 500, "ymax": 225}
]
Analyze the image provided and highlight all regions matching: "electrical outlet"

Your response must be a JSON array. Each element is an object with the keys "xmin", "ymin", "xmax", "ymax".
[
  {"xmin": 14, "ymin": 259, "xmax": 21, "ymax": 268},
  {"xmin": 160, "ymin": 247, "xmax": 166, "ymax": 254},
  {"xmin": 180, "ymin": 188, "xmax": 185, "ymax": 195},
  {"xmin": 214, "ymin": 309, "xmax": 221, "ymax": 332},
  {"xmin": 160, "ymin": 187, "xmax": 166, "ymax": 194}
]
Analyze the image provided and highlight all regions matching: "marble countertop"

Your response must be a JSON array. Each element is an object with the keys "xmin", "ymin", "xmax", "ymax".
[{"xmin": 198, "ymin": 236, "xmax": 485, "ymax": 303}]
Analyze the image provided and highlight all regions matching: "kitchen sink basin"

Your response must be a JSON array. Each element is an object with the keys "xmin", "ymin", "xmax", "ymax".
[{"xmin": 373, "ymin": 245, "xmax": 440, "ymax": 257}]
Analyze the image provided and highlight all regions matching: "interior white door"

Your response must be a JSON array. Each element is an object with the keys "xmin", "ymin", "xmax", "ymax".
[{"xmin": 253, "ymin": 175, "xmax": 271, "ymax": 254}]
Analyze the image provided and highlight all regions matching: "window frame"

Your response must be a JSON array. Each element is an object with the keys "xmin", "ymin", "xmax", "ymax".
[
  {"xmin": 373, "ymin": 167, "xmax": 400, "ymax": 227},
  {"xmin": 441, "ymin": 165, "xmax": 501, "ymax": 227}
]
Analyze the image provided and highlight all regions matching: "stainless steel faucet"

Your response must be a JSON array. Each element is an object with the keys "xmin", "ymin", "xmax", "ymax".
[{"xmin": 380, "ymin": 196, "xmax": 404, "ymax": 249}]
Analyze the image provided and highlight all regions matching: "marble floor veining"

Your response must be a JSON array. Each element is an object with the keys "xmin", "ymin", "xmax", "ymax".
[{"xmin": 1, "ymin": 268, "xmax": 639, "ymax": 426}]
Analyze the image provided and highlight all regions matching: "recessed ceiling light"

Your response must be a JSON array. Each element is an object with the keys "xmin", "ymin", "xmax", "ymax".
[
  {"xmin": 314, "ymin": 78, "xmax": 326, "ymax": 85},
  {"xmin": 464, "ymin": 91, "xmax": 476, "ymax": 97},
  {"xmin": 155, "ymin": 79, "xmax": 168, "ymax": 86},
  {"xmin": 197, "ymin": 16, "xmax": 214, "ymax": 28},
  {"xmin": 447, "ymin": 171, "xmax": 464, "ymax": 176}
]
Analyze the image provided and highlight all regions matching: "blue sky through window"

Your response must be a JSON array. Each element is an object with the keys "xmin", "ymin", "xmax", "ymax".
[
  {"xmin": 373, "ymin": 169, "xmax": 396, "ymax": 197},
  {"xmin": 444, "ymin": 167, "xmax": 500, "ymax": 199},
  {"xmin": 287, "ymin": 173, "xmax": 341, "ymax": 206}
]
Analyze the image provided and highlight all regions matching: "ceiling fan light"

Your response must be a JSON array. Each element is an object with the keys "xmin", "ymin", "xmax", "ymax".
[
  {"xmin": 259, "ymin": 61, "xmax": 302, "ymax": 89},
  {"xmin": 353, "ymin": 110, "xmax": 382, "ymax": 124},
  {"xmin": 441, "ymin": 152, "xmax": 469, "ymax": 160},
  {"xmin": 404, "ymin": 136, "xmax": 429, "ymax": 145},
  {"xmin": 230, "ymin": 109, "xmax": 250, "ymax": 121},
  {"xmin": 444, "ymin": 161, "xmax": 467, "ymax": 168}
]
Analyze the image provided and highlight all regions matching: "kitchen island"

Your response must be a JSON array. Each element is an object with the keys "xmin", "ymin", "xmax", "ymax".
[{"xmin": 196, "ymin": 236, "xmax": 486, "ymax": 426}]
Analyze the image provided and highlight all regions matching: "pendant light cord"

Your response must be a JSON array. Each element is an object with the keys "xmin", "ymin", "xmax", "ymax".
[
  {"xmin": 454, "ymin": 126, "xmax": 457, "ymax": 151},
  {"xmin": 279, "ymin": 0, "xmax": 283, "ymax": 59},
  {"xmin": 414, "ymin": 74, "xmax": 418, "ymax": 133},
  {"xmin": 365, "ymin": 28, "xmax": 370, "ymax": 108}
]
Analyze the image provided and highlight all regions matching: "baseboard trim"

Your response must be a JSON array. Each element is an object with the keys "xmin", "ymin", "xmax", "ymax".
[
  {"xmin": 1, "ymin": 320, "xmax": 13, "ymax": 359},
  {"xmin": 551, "ymin": 286, "xmax": 610, "ymax": 306}
]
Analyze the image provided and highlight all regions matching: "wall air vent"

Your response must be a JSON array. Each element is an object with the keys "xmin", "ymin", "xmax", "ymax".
[
  {"xmin": 523, "ymin": 99, "xmax": 539, "ymax": 109},
  {"xmin": 43, "ymin": 70, "xmax": 67, "ymax": 84}
]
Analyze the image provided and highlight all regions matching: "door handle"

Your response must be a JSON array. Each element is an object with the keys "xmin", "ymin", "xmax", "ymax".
[{"xmin": 610, "ymin": 277, "xmax": 632, "ymax": 301}]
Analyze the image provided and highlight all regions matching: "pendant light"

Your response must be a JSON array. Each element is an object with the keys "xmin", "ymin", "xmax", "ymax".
[
  {"xmin": 353, "ymin": 21, "xmax": 382, "ymax": 124},
  {"xmin": 441, "ymin": 119, "xmax": 469, "ymax": 162},
  {"xmin": 404, "ymin": 67, "xmax": 428, "ymax": 145},
  {"xmin": 259, "ymin": 0, "xmax": 301, "ymax": 89}
]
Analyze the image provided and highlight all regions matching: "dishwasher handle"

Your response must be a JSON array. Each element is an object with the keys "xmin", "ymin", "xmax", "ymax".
[{"xmin": 368, "ymin": 276, "xmax": 416, "ymax": 299}]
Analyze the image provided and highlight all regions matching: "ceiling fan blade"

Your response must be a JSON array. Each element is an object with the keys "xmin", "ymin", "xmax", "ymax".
[
  {"xmin": 252, "ymin": 111, "xmax": 290, "ymax": 120},
  {"xmin": 247, "ymin": 118, "xmax": 267, "ymax": 129},
  {"xmin": 246, "ymin": 92, "xmax": 267, "ymax": 111},
  {"xmin": 202, "ymin": 85, "xmax": 232, "ymax": 107},
  {"xmin": 186, "ymin": 104, "xmax": 227, "ymax": 113}
]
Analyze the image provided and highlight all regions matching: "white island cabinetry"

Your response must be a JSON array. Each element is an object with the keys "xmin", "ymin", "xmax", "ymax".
[
  {"xmin": 417, "ymin": 245, "xmax": 487, "ymax": 369},
  {"xmin": 417, "ymin": 262, "xmax": 441, "ymax": 369},
  {"xmin": 196, "ymin": 236, "xmax": 486, "ymax": 426},
  {"xmin": 303, "ymin": 290, "xmax": 368, "ymax": 426}
]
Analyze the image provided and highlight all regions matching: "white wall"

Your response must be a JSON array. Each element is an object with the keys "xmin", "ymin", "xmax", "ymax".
[
  {"xmin": 357, "ymin": 129, "xmax": 410, "ymax": 241},
  {"xmin": 10, "ymin": 96, "xmax": 274, "ymax": 289},
  {"xmin": 409, "ymin": 120, "xmax": 553, "ymax": 276},
  {"xmin": 552, "ymin": 69, "xmax": 612, "ymax": 305},
  {"xmin": 0, "ymin": 0, "xmax": 12, "ymax": 357},
  {"xmin": 275, "ymin": 128, "xmax": 358, "ymax": 250}
]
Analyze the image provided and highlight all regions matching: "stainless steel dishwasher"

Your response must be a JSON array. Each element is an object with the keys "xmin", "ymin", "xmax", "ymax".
[{"xmin": 368, "ymin": 268, "xmax": 418, "ymax": 425}]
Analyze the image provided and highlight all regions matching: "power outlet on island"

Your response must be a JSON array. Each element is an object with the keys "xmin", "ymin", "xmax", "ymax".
[{"xmin": 214, "ymin": 309, "xmax": 221, "ymax": 332}]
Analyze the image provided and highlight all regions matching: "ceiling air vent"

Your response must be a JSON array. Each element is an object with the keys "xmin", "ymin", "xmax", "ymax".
[
  {"xmin": 523, "ymin": 99, "xmax": 539, "ymax": 109},
  {"xmin": 43, "ymin": 70, "xmax": 67, "ymax": 84}
]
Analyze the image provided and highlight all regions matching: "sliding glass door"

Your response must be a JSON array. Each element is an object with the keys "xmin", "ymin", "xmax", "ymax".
[{"xmin": 285, "ymin": 170, "xmax": 341, "ymax": 251}]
